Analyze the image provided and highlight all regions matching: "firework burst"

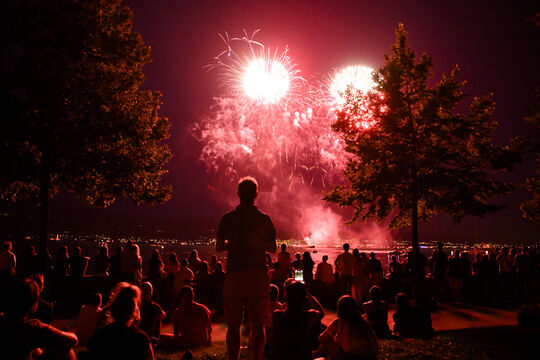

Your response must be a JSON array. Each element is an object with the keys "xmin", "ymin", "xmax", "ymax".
[
  {"xmin": 207, "ymin": 29, "xmax": 304, "ymax": 107},
  {"xmin": 329, "ymin": 65, "xmax": 376, "ymax": 105},
  {"xmin": 195, "ymin": 31, "xmax": 391, "ymax": 245}
]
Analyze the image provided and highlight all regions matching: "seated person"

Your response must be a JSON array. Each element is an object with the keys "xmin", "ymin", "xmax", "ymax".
[
  {"xmin": 392, "ymin": 293, "xmax": 433, "ymax": 338},
  {"xmin": 162, "ymin": 285, "xmax": 212, "ymax": 349},
  {"xmin": 87, "ymin": 282, "xmax": 154, "ymax": 360},
  {"xmin": 272, "ymin": 281, "xmax": 324, "ymax": 360},
  {"xmin": 74, "ymin": 292, "xmax": 103, "ymax": 346},
  {"xmin": 207, "ymin": 261, "xmax": 225, "ymax": 315},
  {"xmin": 316, "ymin": 295, "xmax": 378, "ymax": 360},
  {"xmin": 362, "ymin": 285, "xmax": 391, "ymax": 338},
  {"xmin": 0, "ymin": 278, "xmax": 78, "ymax": 359},
  {"xmin": 267, "ymin": 284, "xmax": 284, "ymax": 328},
  {"xmin": 138, "ymin": 282, "xmax": 165, "ymax": 340},
  {"xmin": 265, "ymin": 284, "xmax": 284, "ymax": 354},
  {"xmin": 30, "ymin": 273, "xmax": 53, "ymax": 324}
]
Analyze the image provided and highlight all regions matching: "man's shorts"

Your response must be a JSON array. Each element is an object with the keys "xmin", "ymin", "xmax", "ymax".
[{"xmin": 224, "ymin": 269, "xmax": 269, "ymax": 328}]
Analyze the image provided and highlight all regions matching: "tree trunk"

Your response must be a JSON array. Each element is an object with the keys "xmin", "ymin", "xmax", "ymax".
[
  {"xmin": 39, "ymin": 156, "xmax": 50, "ymax": 274},
  {"xmin": 411, "ymin": 164, "xmax": 419, "ymax": 254},
  {"xmin": 39, "ymin": 120, "xmax": 51, "ymax": 276},
  {"xmin": 412, "ymin": 196, "xmax": 419, "ymax": 253},
  {"xmin": 410, "ymin": 167, "xmax": 425, "ymax": 303}
]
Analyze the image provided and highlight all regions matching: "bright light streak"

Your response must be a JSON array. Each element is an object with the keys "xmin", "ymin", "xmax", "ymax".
[
  {"xmin": 242, "ymin": 58, "xmax": 290, "ymax": 104},
  {"xmin": 207, "ymin": 30, "xmax": 302, "ymax": 107},
  {"xmin": 330, "ymin": 65, "xmax": 375, "ymax": 105}
]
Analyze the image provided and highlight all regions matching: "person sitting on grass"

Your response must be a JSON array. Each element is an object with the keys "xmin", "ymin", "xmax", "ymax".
[
  {"xmin": 362, "ymin": 285, "xmax": 391, "ymax": 338},
  {"xmin": 0, "ymin": 278, "xmax": 78, "ymax": 359},
  {"xmin": 161, "ymin": 285, "xmax": 212, "ymax": 349},
  {"xmin": 138, "ymin": 282, "xmax": 165, "ymax": 341},
  {"xmin": 315, "ymin": 295, "xmax": 378, "ymax": 360},
  {"xmin": 174, "ymin": 259, "xmax": 194, "ymax": 304},
  {"xmin": 74, "ymin": 292, "xmax": 103, "ymax": 347},
  {"xmin": 392, "ymin": 293, "xmax": 433, "ymax": 338},
  {"xmin": 87, "ymin": 282, "xmax": 154, "ymax": 360},
  {"xmin": 264, "ymin": 284, "xmax": 284, "ymax": 355},
  {"xmin": 0, "ymin": 241, "xmax": 16, "ymax": 285},
  {"xmin": 267, "ymin": 284, "xmax": 284, "ymax": 327},
  {"xmin": 31, "ymin": 273, "xmax": 53, "ymax": 324},
  {"xmin": 272, "ymin": 281, "xmax": 324, "ymax": 360}
]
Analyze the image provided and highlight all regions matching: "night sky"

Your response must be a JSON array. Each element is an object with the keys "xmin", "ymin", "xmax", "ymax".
[{"xmin": 3, "ymin": 0, "xmax": 539, "ymax": 245}]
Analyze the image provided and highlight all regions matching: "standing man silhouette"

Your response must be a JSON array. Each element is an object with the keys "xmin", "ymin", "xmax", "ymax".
[{"xmin": 217, "ymin": 177, "xmax": 277, "ymax": 360}]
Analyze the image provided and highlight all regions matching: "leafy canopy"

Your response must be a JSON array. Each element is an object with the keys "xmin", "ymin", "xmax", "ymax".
[
  {"xmin": 1, "ymin": 0, "xmax": 171, "ymax": 206},
  {"xmin": 325, "ymin": 24, "xmax": 519, "ymax": 230},
  {"xmin": 520, "ymin": 13, "xmax": 540, "ymax": 222}
]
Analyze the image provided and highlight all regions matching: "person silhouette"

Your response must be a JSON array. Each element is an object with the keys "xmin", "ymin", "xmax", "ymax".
[{"xmin": 217, "ymin": 176, "xmax": 277, "ymax": 360}]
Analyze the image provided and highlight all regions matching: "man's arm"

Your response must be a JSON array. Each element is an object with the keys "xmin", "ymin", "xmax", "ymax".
[
  {"xmin": 334, "ymin": 255, "xmax": 341, "ymax": 271},
  {"xmin": 41, "ymin": 324, "xmax": 78, "ymax": 359},
  {"xmin": 216, "ymin": 216, "xmax": 228, "ymax": 252},
  {"xmin": 305, "ymin": 290, "xmax": 324, "ymax": 314},
  {"xmin": 206, "ymin": 312, "xmax": 213, "ymax": 344},
  {"xmin": 145, "ymin": 343, "xmax": 155, "ymax": 360},
  {"xmin": 216, "ymin": 237, "xmax": 228, "ymax": 252},
  {"xmin": 264, "ymin": 216, "xmax": 277, "ymax": 253}
]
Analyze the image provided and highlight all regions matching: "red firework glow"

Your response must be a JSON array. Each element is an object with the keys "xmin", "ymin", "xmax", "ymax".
[
  {"xmin": 330, "ymin": 65, "xmax": 381, "ymax": 130},
  {"xmin": 242, "ymin": 58, "xmax": 291, "ymax": 104},
  {"xmin": 329, "ymin": 65, "xmax": 375, "ymax": 105},
  {"xmin": 196, "ymin": 31, "xmax": 391, "ymax": 246}
]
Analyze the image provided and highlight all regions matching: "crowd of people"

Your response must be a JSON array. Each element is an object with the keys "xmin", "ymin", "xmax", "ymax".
[
  {"xmin": 0, "ymin": 239, "xmax": 441, "ymax": 360},
  {"xmin": 0, "ymin": 177, "xmax": 539, "ymax": 360}
]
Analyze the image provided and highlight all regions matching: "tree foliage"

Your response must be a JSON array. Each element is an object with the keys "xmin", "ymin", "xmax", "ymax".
[
  {"xmin": 325, "ymin": 24, "xmax": 520, "ymax": 248},
  {"xmin": 1, "ymin": 0, "xmax": 171, "ymax": 207},
  {"xmin": 521, "ymin": 93, "xmax": 540, "ymax": 221},
  {"xmin": 520, "ymin": 13, "xmax": 540, "ymax": 222}
]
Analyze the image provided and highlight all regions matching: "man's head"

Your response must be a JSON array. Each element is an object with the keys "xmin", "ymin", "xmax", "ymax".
[
  {"xmin": 7, "ymin": 279, "xmax": 40, "ymax": 318},
  {"xmin": 437, "ymin": 242, "xmax": 443, "ymax": 250},
  {"xmin": 31, "ymin": 273, "xmax": 44, "ymax": 292},
  {"xmin": 214, "ymin": 261, "xmax": 223, "ymax": 273},
  {"xmin": 369, "ymin": 285, "xmax": 381, "ymax": 301},
  {"xmin": 2, "ymin": 241, "xmax": 12, "ymax": 251},
  {"xmin": 285, "ymin": 281, "xmax": 306, "ymax": 309},
  {"xmin": 179, "ymin": 285, "xmax": 194, "ymax": 305},
  {"xmin": 269, "ymin": 284, "xmax": 279, "ymax": 302},
  {"xmin": 87, "ymin": 292, "xmax": 102, "ymax": 307},
  {"xmin": 237, "ymin": 176, "xmax": 258, "ymax": 205},
  {"xmin": 343, "ymin": 243, "xmax": 350, "ymax": 252},
  {"xmin": 73, "ymin": 247, "xmax": 82, "ymax": 256},
  {"xmin": 281, "ymin": 244, "xmax": 287, "ymax": 252},
  {"xmin": 139, "ymin": 282, "xmax": 153, "ymax": 301},
  {"xmin": 295, "ymin": 253, "xmax": 301, "ymax": 261},
  {"xmin": 322, "ymin": 255, "xmax": 328, "ymax": 262}
]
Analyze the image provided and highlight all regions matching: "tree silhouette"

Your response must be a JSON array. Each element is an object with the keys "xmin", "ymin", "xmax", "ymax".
[
  {"xmin": 521, "ymin": 13, "xmax": 540, "ymax": 222},
  {"xmin": 1, "ymin": 0, "xmax": 171, "ymax": 269},
  {"xmin": 325, "ymin": 24, "xmax": 520, "ymax": 253}
]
